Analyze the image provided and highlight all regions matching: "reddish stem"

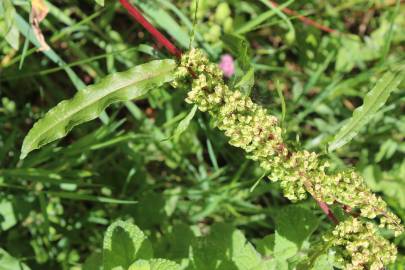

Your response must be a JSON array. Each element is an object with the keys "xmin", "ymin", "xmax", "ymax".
[
  {"xmin": 118, "ymin": 0, "xmax": 340, "ymax": 225},
  {"xmin": 118, "ymin": 0, "xmax": 182, "ymax": 58},
  {"xmin": 269, "ymin": 1, "xmax": 337, "ymax": 34},
  {"xmin": 317, "ymin": 200, "xmax": 339, "ymax": 224}
]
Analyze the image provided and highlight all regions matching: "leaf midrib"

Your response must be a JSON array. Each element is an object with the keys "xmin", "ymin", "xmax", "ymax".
[{"xmin": 26, "ymin": 65, "xmax": 173, "ymax": 151}]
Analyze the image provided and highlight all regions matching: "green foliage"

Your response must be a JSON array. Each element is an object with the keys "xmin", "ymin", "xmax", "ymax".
[
  {"xmin": 221, "ymin": 33, "xmax": 251, "ymax": 71},
  {"xmin": 329, "ymin": 68, "xmax": 404, "ymax": 151},
  {"xmin": 1, "ymin": 0, "xmax": 405, "ymax": 269},
  {"xmin": 20, "ymin": 59, "xmax": 176, "ymax": 159},
  {"xmin": 103, "ymin": 220, "xmax": 153, "ymax": 269},
  {"xmin": 0, "ymin": 248, "xmax": 30, "ymax": 270},
  {"xmin": 171, "ymin": 105, "xmax": 198, "ymax": 139},
  {"xmin": 0, "ymin": 0, "xmax": 19, "ymax": 50}
]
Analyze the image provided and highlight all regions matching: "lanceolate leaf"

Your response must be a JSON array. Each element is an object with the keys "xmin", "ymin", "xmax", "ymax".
[
  {"xmin": 328, "ymin": 69, "xmax": 404, "ymax": 152},
  {"xmin": 20, "ymin": 59, "xmax": 176, "ymax": 159}
]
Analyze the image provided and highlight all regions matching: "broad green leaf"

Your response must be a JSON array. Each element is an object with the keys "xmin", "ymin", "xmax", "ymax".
[
  {"xmin": 0, "ymin": 248, "xmax": 31, "ymax": 270},
  {"xmin": 83, "ymin": 252, "xmax": 103, "ymax": 270},
  {"xmin": 129, "ymin": 259, "xmax": 181, "ymax": 270},
  {"xmin": 328, "ymin": 69, "xmax": 404, "ymax": 151},
  {"xmin": 20, "ymin": 59, "xmax": 176, "ymax": 159},
  {"xmin": 103, "ymin": 220, "xmax": 153, "ymax": 269},
  {"xmin": 274, "ymin": 206, "xmax": 319, "ymax": 260},
  {"xmin": 311, "ymin": 254, "xmax": 334, "ymax": 270},
  {"xmin": 0, "ymin": 0, "xmax": 19, "ymax": 49},
  {"xmin": 190, "ymin": 223, "xmax": 266, "ymax": 269}
]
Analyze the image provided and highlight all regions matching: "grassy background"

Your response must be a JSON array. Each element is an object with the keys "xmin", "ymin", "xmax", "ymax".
[{"xmin": 1, "ymin": 0, "xmax": 405, "ymax": 268}]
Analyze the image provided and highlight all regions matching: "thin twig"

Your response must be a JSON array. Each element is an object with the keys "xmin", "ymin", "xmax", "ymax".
[
  {"xmin": 118, "ymin": 0, "xmax": 182, "ymax": 58},
  {"xmin": 269, "ymin": 1, "xmax": 337, "ymax": 34}
]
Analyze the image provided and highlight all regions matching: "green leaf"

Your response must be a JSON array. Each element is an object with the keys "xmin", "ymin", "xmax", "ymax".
[
  {"xmin": 173, "ymin": 105, "xmax": 198, "ymax": 138},
  {"xmin": 274, "ymin": 206, "xmax": 319, "ymax": 260},
  {"xmin": 235, "ymin": 0, "xmax": 293, "ymax": 35},
  {"xmin": 83, "ymin": 252, "xmax": 103, "ymax": 270},
  {"xmin": 0, "ymin": 248, "xmax": 31, "ymax": 270},
  {"xmin": 190, "ymin": 223, "xmax": 266, "ymax": 269},
  {"xmin": 95, "ymin": 0, "xmax": 104, "ymax": 6},
  {"xmin": 129, "ymin": 259, "xmax": 181, "ymax": 270},
  {"xmin": 311, "ymin": 254, "xmax": 334, "ymax": 270},
  {"xmin": 47, "ymin": 191, "xmax": 138, "ymax": 204},
  {"xmin": 20, "ymin": 59, "xmax": 176, "ymax": 159},
  {"xmin": 135, "ymin": 1, "xmax": 190, "ymax": 48},
  {"xmin": 0, "ymin": 0, "xmax": 19, "ymax": 49},
  {"xmin": 328, "ymin": 69, "xmax": 404, "ymax": 151},
  {"xmin": 221, "ymin": 34, "xmax": 251, "ymax": 71},
  {"xmin": 235, "ymin": 68, "xmax": 255, "ymax": 96},
  {"xmin": 103, "ymin": 220, "xmax": 153, "ymax": 269},
  {"xmin": 0, "ymin": 199, "xmax": 16, "ymax": 231}
]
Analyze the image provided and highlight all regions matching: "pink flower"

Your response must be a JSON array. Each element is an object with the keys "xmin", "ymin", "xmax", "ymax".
[{"xmin": 219, "ymin": 54, "xmax": 235, "ymax": 78}]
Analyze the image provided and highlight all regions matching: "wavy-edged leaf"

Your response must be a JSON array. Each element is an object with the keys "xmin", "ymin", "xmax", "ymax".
[
  {"xmin": 20, "ymin": 59, "xmax": 176, "ymax": 159},
  {"xmin": 103, "ymin": 220, "xmax": 153, "ymax": 269},
  {"xmin": 328, "ymin": 69, "xmax": 404, "ymax": 152}
]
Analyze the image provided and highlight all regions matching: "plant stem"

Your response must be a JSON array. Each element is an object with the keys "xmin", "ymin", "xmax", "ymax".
[
  {"xmin": 269, "ymin": 0, "xmax": 337, "ymax": 34},
  {"xmin": 118, "ymin": 0, "xmax": 339, "ymax": 226},
  {"xmin": 118, "ymin": 0, "xmax": 182, "ymax": 58},
  {"xmin": 316, "ymin": 200, "xmax": 338, "ymax": 224}
]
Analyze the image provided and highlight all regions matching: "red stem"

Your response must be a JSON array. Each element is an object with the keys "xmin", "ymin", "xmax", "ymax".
[
  {"xmin": 269, "ymin": 1, "xmax": 337, "ymax": 34},
  {"xmin": 118, "ymin": 0, "xmax": 182, "ymax": 58},
  {"xmin": 316, "ymin": 200, "xmax": 339, "ymax": 224},
  {"xmin": 118, "ymin": 0, "xmax": 339, "ymax": 225}
]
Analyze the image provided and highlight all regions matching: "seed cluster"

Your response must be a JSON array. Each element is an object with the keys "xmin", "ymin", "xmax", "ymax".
[
  {"xmin": 173, "ymin": 49, "xmax": 403, "ymax": 269},
  {"xmin": 324, "ymin": 217, "xmax": 397, "ymax": 270}
]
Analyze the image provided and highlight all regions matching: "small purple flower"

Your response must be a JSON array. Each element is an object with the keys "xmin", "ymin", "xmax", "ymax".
[{"xmin": 219, "ymin": 54, "xmax": 235, "ymax": 78}]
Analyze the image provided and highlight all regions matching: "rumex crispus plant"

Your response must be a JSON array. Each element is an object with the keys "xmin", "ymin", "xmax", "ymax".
[{"xmin": 1, "ymin": 0, "xmax": 405, "ymax": 269}]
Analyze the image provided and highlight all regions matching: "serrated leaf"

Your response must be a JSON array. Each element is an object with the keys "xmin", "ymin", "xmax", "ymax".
[
  {"xmin": 129, "ymin": 259, "xmax": 181, "ymax": 270},
  {"xmin": 20, "ymin": 59, "xmax": 176, "ymax": 159},
  {"xmin": 329, "ymin": 69, "xmax": 404, "ymax": 151},
  {"xmin": 103, "ymin": 220, "xmax": 153, "ymax": 269}
]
